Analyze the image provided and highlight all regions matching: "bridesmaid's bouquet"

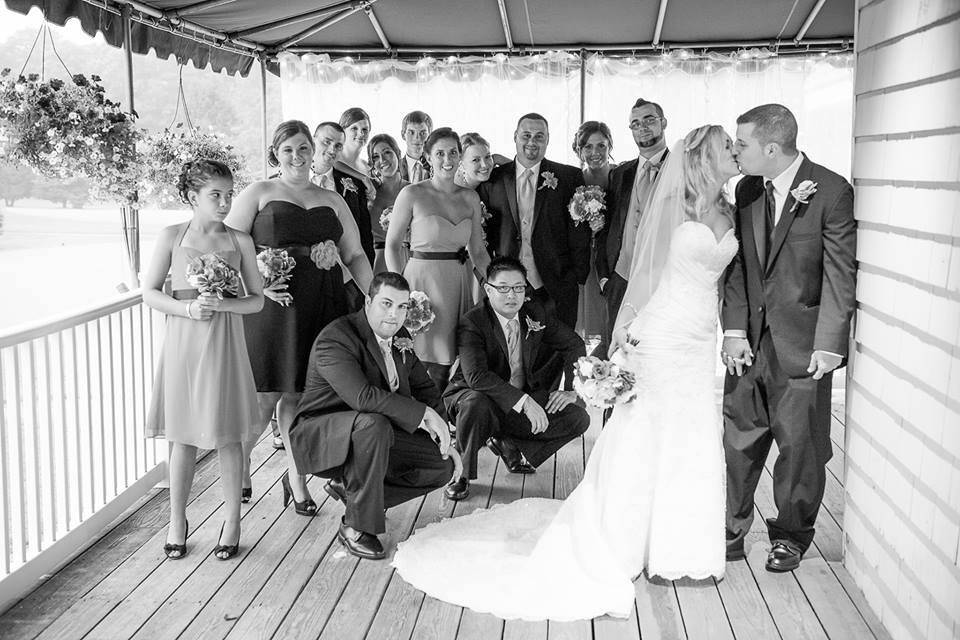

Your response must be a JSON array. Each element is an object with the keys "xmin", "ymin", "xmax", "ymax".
[
  {"xmin": 256, "ymin": 247, "xmax": 296, "ymax": 288},
  {"xmin": 379, "ymin": 206, "xmax": 393, "ymax": 230},
  {"xmin": 310, "ymin": 240, "xmax": 340, "ymax": 270},
  {"xmin": 404, "ymin": 290, "xmax": 436, "ymax": 336},
  {"xmin": 185, "ymin": 253, "xmax": 240, "ymax": 299},
  {"xmin": 568, "ymin": 185, "xmax": 607, "ymax": 234},
  {"xmin": 572, "ymin": 356, "xmax": 637, "ymax": 408}
]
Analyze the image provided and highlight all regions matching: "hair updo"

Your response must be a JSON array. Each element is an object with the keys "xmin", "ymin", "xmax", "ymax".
[
  {"xmin": 424, "ymin": 127, "xmax": 461, "ymax": 155},
  {"xmin": 460, "ymin": 132, "xmax": 490, "ymax": 152},
  {"xmin": 571, "ymin": 120, "xmax": 613, "ymax": 157},
  {"xmin": 339, "ymin": 107, "xmax": 370, "ymax": 130},
  {"xmin": 267, "ymin": 120, "xmax": 313, "ymax": 168},
  {"xmin": 366, "ymin": 133, "xmax": 402, "ymax": 168},
  {"xmin": 177, "ymin": 159, "xmax": 233, "ymax": 204}
]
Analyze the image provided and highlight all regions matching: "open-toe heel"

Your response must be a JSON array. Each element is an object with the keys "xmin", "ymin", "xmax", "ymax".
[
  {"xmin": 213, "ymin": 524, "xmax": 240, "ymax": 561},
  {"xmin": 163, "ymin": 519, "xmax": 189, "ymax": 560},
  {"xmin": 281, "ymin": 471, "xmax": 318, "ymax": 517}
]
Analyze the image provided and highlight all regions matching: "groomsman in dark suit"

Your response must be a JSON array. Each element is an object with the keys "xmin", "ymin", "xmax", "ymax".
[
  {"xmin": 312, "ymin": 121, "xmax": 375, "ymax": 266},
  {"xmin": 398, "ymin": 110, "xmax": 433, "ymax": 183},
  {"xmin": 288, "ymin": 272, "xmax": 457, "ymax": 559},
  {"xmin": 478, "ymin": 113, "xmax": 590, "ymax": 329},
  {"xmin": 722, "ymin": 104, "xmax": 856, "ymax": 572},
  {"xmin": 442, "ymin": 257, "xmax": 590, "ymax": 500},
  {"xmin": 593, "ymin": 98, "xmax": 669, "ymax": 359}
]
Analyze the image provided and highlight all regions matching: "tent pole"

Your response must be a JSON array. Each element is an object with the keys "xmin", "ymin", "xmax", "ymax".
[
  {"xmin": 259, "ymin": 56, "xmax": 268, "ymax": 179},
  {"xmin": 121, "ymin": 4, "xmax": 140, "ymax": 288},
  {"xmin": 578, "ymin": 49, "xmax": 586, "ymax": 125}
]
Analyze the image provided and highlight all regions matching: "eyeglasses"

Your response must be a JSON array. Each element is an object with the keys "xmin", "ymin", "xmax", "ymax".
[
  {"xmin": 486, "ymin": 284, "xmax": 527, "ymax": 294},
  {"xmin": 628, "ymin": 116, "xmax": 662, "ymax": 130}
]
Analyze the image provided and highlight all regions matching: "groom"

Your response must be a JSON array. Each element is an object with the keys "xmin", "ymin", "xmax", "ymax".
[
  {"xmin": 288, "ymin": 272, "xmax": 456, "ymax": 560},
  {"xmin": 478, "ymin": 113, "xmax": 590, "ymax": 329},
  {"xmin": 722, "ymin": 104, "xmax": 856, "ymax": 572}
]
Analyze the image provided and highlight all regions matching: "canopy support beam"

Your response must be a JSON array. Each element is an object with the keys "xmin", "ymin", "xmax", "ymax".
[
  {"xmin": 496, "ymin": 0, "xmax": 514, "ymax": 50},
  {"xmin": 176, "ymin": 0, "xmax": 240, "ymax": 17},
  {"xmin": 794, "ymin": 0, "xmax": 828, "ymax": 44},
  {"xmin": 652, "ymin": 0, "xmax": 669, "ymax": 46},
  {"xmin": 234, "ymin": 0, "xmax": 369, "ymax": 39},
  {"xmin": 276, "ymin": 3, "xmax": 371, "ymax": 50},
  {"xmin": 364, "ymin": 5, "xmax": 390, "ymax": 50},
  {"xmin": 259, "ymin": 56, "xmax": 268, "ymax": 180}
]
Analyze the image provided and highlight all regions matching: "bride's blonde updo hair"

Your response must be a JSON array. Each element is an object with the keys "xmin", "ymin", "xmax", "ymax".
[{"xmin": 681, "ymin": 124, "xmax": 733, "ymax": 221}]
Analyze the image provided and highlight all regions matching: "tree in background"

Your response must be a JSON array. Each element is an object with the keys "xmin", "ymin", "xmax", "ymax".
[
  {"xmin": 0, "ymin": 162, "xmax": 35, "ymax": 205},
  {"xmin": 36, "ymin": 175, "xmax": 90, "ymax": 208}
]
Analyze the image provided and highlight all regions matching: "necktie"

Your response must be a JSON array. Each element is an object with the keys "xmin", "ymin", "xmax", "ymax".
[
  {"xmin": 506, "ymin": 318, "xmax": 525, "ymax": 390},
  {"xmin": 320, "ymin": 173, "xmax": 334, "ymax": 191},
  {"xmin": 411, "ymin": 160, "xmax": 423, "ymax": 183},
  {"xmin": 764, "ymin": 180, "xmax": 776, "ymax": 248},
  {"xmin": 379, "ymin": 339, "xmax": 399, "ymax": 391},
  {"xmin": 643, "ymin": 160, "xmax": 661, "ymax": 179},
  {"xmin": 519, "ymin": 168, "xmax": 535, "ymax": 215}
]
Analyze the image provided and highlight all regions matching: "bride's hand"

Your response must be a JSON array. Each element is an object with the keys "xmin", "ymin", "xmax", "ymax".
[{"xmin": 611, "ymin": 327, "xmax": 630, "ymax": 354}]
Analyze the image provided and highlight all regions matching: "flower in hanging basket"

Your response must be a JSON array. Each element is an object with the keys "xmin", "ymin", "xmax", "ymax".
[{"xmin": 0, "ymin": 69, "xmax": 143, "ymax": 206}]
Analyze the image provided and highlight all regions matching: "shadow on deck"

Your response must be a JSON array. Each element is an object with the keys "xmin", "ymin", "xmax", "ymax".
[{"xmin": 0, "ymin": 403, "xmax": 892, "ymax": 640}]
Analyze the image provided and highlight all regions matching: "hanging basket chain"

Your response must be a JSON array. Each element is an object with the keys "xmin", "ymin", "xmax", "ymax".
[
  {"xmin": 17, "ymin": 22, "xmax": 44, "ymax": 78},
  {"xmin": 167, "ymin": 63, "xmax": 196, "ymax": 131},
  {"xmin": 16, "ymin": 22, "xmax": 76, "ymax": 81}
]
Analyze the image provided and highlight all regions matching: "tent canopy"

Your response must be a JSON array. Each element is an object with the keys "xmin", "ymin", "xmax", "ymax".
[{"xmin": 3, "ymin": 0, "xmax": 855, "ymax": 76}]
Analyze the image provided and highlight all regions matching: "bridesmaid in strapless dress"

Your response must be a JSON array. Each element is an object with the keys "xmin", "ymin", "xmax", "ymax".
[
  {"xmin": 386, "ymin": 127, "xmax": 491, "ymax": 390},
  {"xmin": 227, "ymin": 120, "xmax": 373, "ymax": 514},
  {"xmin": 366, "ymin": 133, "xmax": 409, "ymax": 275}
]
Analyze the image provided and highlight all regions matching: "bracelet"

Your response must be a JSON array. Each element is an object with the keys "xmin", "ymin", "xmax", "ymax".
[{"xmin": 185, "ymin": 301, "xmax": 194, "ymax": 319}]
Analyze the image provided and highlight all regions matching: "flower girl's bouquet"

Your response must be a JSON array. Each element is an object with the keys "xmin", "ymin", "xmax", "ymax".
[
  {"xmin": 404, "ymin": 290, "xmax": 436, "ymax": 336},
  {"xmin": 572, "ymin": 356, "xmax": 638, "ymax": 408},
  {"xmin": 256, "ymin": 247, "xmax": 296, "ymax": 288},
  {"xmin": 185, "ymin": 253, "xmax": 240, "ymax": 299},
  {"xmin": 568, "ymin": 185, "xmax": 607, "ymax": 234}
]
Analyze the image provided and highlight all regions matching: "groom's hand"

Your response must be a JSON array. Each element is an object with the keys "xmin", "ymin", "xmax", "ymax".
[
  {"xmin": 721, "ymin": 337, "xmax": 753, "ymax": 376},
  {"xmin": 522, "ymin": 397, "xmax": 549, "ymax": 434},
  {"xmin": 545, "ymin": 390, "xmax": 577, "ymax": 414},
  {"xmin": 807, "ymin": 350, "xmax": 842, "ymax": 380},
  {"xmin": 419, "ymin": 407, "xmax": 452, "ymax": 456}
]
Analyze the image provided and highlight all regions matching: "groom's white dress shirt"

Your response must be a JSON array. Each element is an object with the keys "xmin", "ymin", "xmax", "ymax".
[
  {"xmin": 515, "ymin": 160, "xmax": 544, "ymax": 289},
  {"xmin": 766, "ymin": 152, "xmax": 804, "ymax": 226}
]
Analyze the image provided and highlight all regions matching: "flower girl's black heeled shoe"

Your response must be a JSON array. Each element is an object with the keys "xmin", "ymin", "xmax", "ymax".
[
  {"xmin": 281, "ymin": 471, "xmax": 318, "ymax": 517},
  {"xmin": 163, "ymin": 520, "xmax": 189, "ymax": 560},
  {"xmin": 213, "ymin": 524, "xmax": 240, "ymax": 561}
]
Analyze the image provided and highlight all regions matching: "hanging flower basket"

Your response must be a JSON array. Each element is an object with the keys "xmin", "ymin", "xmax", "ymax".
[
  {"xmin": 140, "ymin": 123, "xmax": 249, "ymax": 207},
  {"xmin": 0, "ymin": 69, "xmax": 142, "ymax": 206}
]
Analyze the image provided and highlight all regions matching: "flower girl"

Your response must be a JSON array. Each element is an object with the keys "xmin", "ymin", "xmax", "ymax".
[{"xmin": 144, "ymin": 160, "xmax": 263, "ymax": 561}]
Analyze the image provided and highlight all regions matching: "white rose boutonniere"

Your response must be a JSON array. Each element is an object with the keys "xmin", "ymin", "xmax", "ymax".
[
  {"xmin": 341, "ymin": 177, "xmax": 358, "ymax": 196},
  {"xmin": 525, "ymin": 317, "xmax": 545, "ymax": 338},
  {"xmin": 539, "ymin": 171, "xmax": 558, "ymax": 190},
  {"xmin": 789, "ymin": 180, "xmax": 817, "ymax": 212}
]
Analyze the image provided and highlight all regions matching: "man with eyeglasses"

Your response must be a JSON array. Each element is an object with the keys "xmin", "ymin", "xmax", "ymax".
[
  {"xmin": 441, "ymin": 256, "xmax": 589, "ymax": 501},
  {"xmin": 594, "ymin": 98, "xmax": 669, "ymax": 359},
  {"xmin": 479, "ymin": 113, "xmax": 590, "ymax": 330}
]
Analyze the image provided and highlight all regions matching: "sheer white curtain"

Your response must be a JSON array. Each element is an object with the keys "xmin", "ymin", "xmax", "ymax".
[{"xmin": 279, "ymin": 50, "xmax": 854, "ymax": 175}]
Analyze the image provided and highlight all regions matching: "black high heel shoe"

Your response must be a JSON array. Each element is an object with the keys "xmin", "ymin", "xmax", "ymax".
[
  {"xmin": 241, "ymin": 486, "xmax": 252, "ymax": 503},
  {"xmin": 281, "ymin": 471, "xmax": 318, "ymax": 517},
  {"xmin": 213, "ymin": 523, "xmax": 240, "ymax": 561},
  {"xmin": 163, "ymin": 519, "xmax": 189, "ymax": 560}
]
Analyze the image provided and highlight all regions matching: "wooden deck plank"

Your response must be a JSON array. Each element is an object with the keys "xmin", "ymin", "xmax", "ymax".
[
  {"xmin": 33, "ymin": 443, "xmax": 279, "ymax": 640},
  {"xmin": 634, "ymin": 577, "xmax": 686, "ymax": 640},
  {"xmin": 86, "ymin": 448, "xmax": 289, "ymax": 637},
  {"xmin": 829, "ymin": 561, "xmax": 894, "ymax": 640},
  {"xmin": 592, "ymin": 604, "xmax": 640, "ymax": 640},
  {"xmin": 220, "ymin": 495, "xmax": 344, "ymax": 640},
  {"xmin": 547, "ymin": 619, "xmax": 593, "ymax": 639},
  {"xmin": 792, "ymin": 556, "xmax": 875, "ymax": 640},
  {"xmin": 716, "ymin": 556, "xmax": 783, "ymax": 640},
  {"xmin": 674, "ymin": 577, "xmax": 735, "ymax": 640}
]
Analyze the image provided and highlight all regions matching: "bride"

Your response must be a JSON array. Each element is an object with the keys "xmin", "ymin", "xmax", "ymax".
[{"xmin": 392, "ymin": 125, "xmax": 741, "ymax": 621}]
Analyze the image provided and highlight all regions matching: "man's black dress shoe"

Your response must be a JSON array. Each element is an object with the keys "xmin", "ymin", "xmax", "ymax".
[
  {"xmin": 487, "ymin": 437, "xmax": 536, "ymax": 474},
  {"xmin": 766, "ymin": 540, "xmax": 802, "ymax": 572},
  {"xmin": 337, "ymin": 519, "xmax": 385, "ymax": 559},
  {"xmin": 324, "ymin": 478, "xmax": 348, "ymax": 503},
  {"xmin": 444, "ymin": 478, "xmax": 469, "ymax": 501}
]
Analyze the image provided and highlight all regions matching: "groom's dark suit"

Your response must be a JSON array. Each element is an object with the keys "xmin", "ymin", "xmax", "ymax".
[
  {"xmin": 443, "ymin": 299, "xmax": 589, "ymax": 480},
  {"xmin": 289, "ymin": 310, "xmax": 453, "ymax": 534},
  {"xmin": 722, "ymin": 154, "xmax": 856, "ymax": 553},
  {"xmin": 478, "ymin": 159, "xmax": 589, "ymax": 328}
]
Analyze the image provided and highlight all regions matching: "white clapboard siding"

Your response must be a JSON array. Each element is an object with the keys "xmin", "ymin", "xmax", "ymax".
[{"xmin": 847, "ymin": 2, "xmax": 960, "ymax": 640}]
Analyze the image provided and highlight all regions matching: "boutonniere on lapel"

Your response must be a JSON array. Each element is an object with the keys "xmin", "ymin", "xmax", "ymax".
[
  {"xmin": 789, "ymin": 180, "xmax": 817, "ymax": 212},
  {"xmin": 340, "ymin": 177, "xmax": 358, "ymax": 196},
  {"xmin": 525, "ymin": 317, "xmax": 545, "ymax": 338},
  {"xmin": 393, "ymin": 337, "xmax": 415, "ymax": 363},
  {"xmin": 539, "ymin": 171, "xmax": 558, "ymax": 190}
]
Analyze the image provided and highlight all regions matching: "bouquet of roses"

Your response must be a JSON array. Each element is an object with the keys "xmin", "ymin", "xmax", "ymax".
[
  {"xmin": 379, "ymin": 205, "xmax": 393, "ymax": 231},
  {"xmin": 404, "ymin": 290, "xmax": 436, "ymax": 336},
  {"xmin": 185, "ymin": 253, "xmax": 240, "ymax": 299},
  {"xmin": 256, "ymin": 247, "xmax": 296, "ymax": 288},
  {"xmin": 310, "ymin": 240, "xmax": 339, "ymax": 270},
  {"xmin": 572, "ymin": 356, "xmax": 637, "ymax": 408},
  {"xmin": 568, "ymin": 185, "xmax": 607, "ymax": 234}
]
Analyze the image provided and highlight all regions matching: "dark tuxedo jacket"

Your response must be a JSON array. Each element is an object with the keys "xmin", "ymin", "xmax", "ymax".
[
  {"xmin": 398, "ymin": 153, "xmax": 432, "ymax": 182},
  {"xmin": 289, "ymin": 310, "xmax": 444, "ymax": 476},
  {"xmin": 595, "ymin": 150, "xmax": 669, "ymax": 281},
  {"xmin": 332, "ymin": 168, "xmax": 375, "ymax": 266},
  {"xmin": 478, "ymin": 159, "xmax": 590, "ymax": 302},
  {"xmin": 444, "ymin": 299, "xmax": 585, "ymax": 412},
  {"xmin": 721, "ymin": 155, "xmax": 857, "ymax": 376}
]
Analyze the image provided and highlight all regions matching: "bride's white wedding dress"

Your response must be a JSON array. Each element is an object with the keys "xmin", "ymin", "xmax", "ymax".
[{"xmin": 392, "ymin": 220, "xmax": 738, "ymax": 621}]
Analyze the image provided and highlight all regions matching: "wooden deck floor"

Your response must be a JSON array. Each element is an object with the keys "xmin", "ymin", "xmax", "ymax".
[{"xmin": 0, "ymin": 403, "xmax": 892, "ymax": 640}]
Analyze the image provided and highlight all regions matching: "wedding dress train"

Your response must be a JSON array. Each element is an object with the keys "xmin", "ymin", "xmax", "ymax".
[{"xmin": 392, "ymin": 221, "xmax": 738, "ymax": 620}]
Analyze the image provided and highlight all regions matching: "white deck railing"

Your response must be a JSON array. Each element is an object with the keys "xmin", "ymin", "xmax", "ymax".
[{"xmin": 0, "ymin": 292, "xmax": 167, "ymax": 609}]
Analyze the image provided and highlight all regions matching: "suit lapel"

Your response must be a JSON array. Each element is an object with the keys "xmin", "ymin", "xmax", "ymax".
[
  {"xmin": 750, "ymin": 194, "xmax": 766, "ymax": 266},
  {"xmin": 519, "ymin": 312, "xmax": 538, "ymax": 375},
  {"xmin": 502, "ymin": 162, "xmax": 520, "ymax": 228},
  {"xmin": 356, "ymin": 313, "xmax": 391, "ymax": 388},
  {"xmin": 395, "ymin": 349, "xmax": 410, "ymax": 396},
  {"xmin": 485, "ymin": 302, "xmax": 511, "ymax": 362},
  {"xmin": 766, "ymin": 156, "xmax": 813, "ymax": 272},
  {"xmin": 531, "ymin": 160, "xmax": 550, "ymax": 231}
]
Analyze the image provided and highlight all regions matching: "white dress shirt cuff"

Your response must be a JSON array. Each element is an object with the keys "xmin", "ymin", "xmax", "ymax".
[
  {"xmin": 513, "ymin": 394, "xmax": 529, "ymax": 414},
  {"xmin": 723, "ymin": 330, "xmax": 748, "ymax": 339}
]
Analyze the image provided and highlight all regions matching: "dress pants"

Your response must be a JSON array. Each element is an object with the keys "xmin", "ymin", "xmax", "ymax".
[
  {"xmin": 444, "ymin": 389, "xmax": 589, "ymax": 479},
  {"xmin": 592, "ymin": 272, "xmax": 628, "ymax": 360},
  {"xmin": 337, "ymin": 412, "xmax": 453, "ymax": 534},
  {"xmin": 723, "ymin": 329, "xmax": 833, "ymax": 553}
]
